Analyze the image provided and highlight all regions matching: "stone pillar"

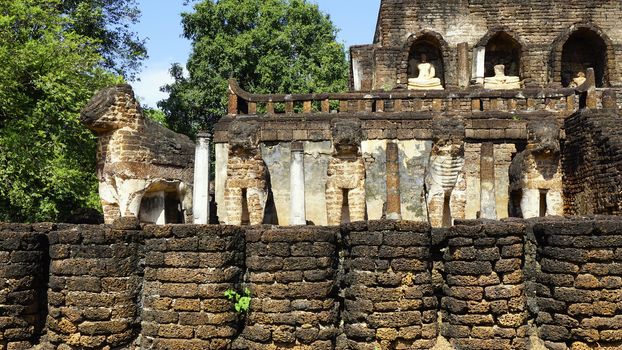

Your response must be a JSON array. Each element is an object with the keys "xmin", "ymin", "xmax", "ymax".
[
  {"xmin": 585, "ymin": 68, "xmax": 597, "ymax": 109},
  {"xmin": 464, "ymin": 143, "xmax": 481, "ymax": 219},
  {"xmin": 289, "ymin": 142, "xmax": 306, "ymax": 225},
  {"xmin": 155, "ymin": 192, "xmax": 166, "ymax": 225},
  {"xmin": 193, "ymin": 132, "xmax": 211, "ymax": 224},
  {"xmin": 457, "ymin": 42, "xmax": 470, "ymax": 88},
  {"xmin": 480, "ymin": 142, "xmax": 496, "ymax": 219},
  {"xmin": 215, "ymin": 143, "xmax": 229, "ymax": 224},
  {"xmin": 494, "ymin": 144, "xmax": 516, "ymax": 219},
  {"xmin": 472, "ymin": 46, "xmax": 486, "ymax": 85},
  {"xmin": 386, "ymin": 141, "xmax": 401, "ymax": 220},
  {"xmin": 520, "ymin": 189, "xmax": 541, "ymax": 219}
]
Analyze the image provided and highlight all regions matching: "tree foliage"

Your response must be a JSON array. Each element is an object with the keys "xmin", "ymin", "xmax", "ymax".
[
  {"xmin": 0, "ymin": 0, "xmax": 134, "ymax": 222},
  {"xmin": 159, "ymin": 0, "xmax": 349, "ymax": 136},
  {"xmin": 57, "ymin": 0, "xmax": 147, "ymax": 80}
]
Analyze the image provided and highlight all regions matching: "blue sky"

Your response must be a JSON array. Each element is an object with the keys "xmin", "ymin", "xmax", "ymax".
[{"xmin": 132, "ymin": 0, "xmax": 381, "ymax": 108}]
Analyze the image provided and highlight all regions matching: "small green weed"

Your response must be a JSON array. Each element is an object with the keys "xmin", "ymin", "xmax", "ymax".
[{"xmin": 224, "ymin": 288, "xmax": 251, "ymax": 313}]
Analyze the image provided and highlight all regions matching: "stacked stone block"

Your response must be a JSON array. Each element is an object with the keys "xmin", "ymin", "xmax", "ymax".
[
  {"xmin": 441, "ymin": 220, "xmax": 528, "ymax": 350},
  {"xmin": 45, "ymin": 219, "xmax": 142, "ymax": 349},
  {"xmin": 358, "ymin": 0, "xmax": 622, "ymax": 89},
  {"xmin": 534, "ymin": 218, "xmax": 622, "ymax": 349},
  {"xmin": 224, "ymin": 156, "xmax": 268, "ymax": 226},
  {"xmin": 237, "ymin": 226, "xmax": 339, "ymax": 349},
  {"xmin": 325, "ymin": 158, "xmax": 367, "ymax": 225},
  {"xmin": 563, "ymin": 109, "xmax": 622, "ymax": 216},
  {"xmin": 0, "ymin": 224, "xmax": 47, "ymax": 350},
  {"xmin": 342, "ymin": 221, "xmax": 437, "ymax": 350},
  {"xmin": 141, "ymin": 225, "xmax": 244, "ymax": 350}
]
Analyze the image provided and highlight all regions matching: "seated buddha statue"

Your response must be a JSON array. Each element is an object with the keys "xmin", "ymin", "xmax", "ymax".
[
  {"xmin": 569, "ymin": 71, "xmax": 586, "ymax": 88},
  {"xmin": 408, "ymin": 54, "xmax": 444, "ymax": 90},
  {"xmin": 484, "ymin": 64, "xmax": 521, "ymax": 90}
]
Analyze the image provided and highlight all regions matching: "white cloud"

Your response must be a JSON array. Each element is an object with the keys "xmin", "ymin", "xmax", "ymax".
[{"xmin": 133, "ymin": 64, "xmax": 175, "ymax": 109}]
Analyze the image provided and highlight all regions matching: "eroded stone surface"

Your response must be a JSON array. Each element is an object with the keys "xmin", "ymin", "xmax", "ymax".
[
  {"xmin": 81, "ymin": 85, "xmax": 195, "ymax": 224},
  {"xmin": 326, "ymin": 119, "xmax": 366, "ymax": 225},
  {"xmin": 224, "ymin": 120, "xmax": 269, "ymax": 226},
  {"xmin": 510, "ymin": 120, "xmax": 563, "ymax": 218}
]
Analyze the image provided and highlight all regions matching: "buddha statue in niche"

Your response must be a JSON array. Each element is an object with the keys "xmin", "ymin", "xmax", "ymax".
[
  {"xmin": 408, "ymin": 54, "xmax": 444, "ymax": 90},
  {"xmin": 484, "ymin": 64, "xmax": 521, "ymax": 90},
  {"xmin": 569, "ymin": 71, "xmax": 587, "ymax": 88}
]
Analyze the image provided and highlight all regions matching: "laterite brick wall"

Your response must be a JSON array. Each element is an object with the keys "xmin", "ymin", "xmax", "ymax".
[
  {"xmin": 534, "ymin": 218, "xmax": 622, "ymax": 350},
  {"xmin": 0, "ymin": 224, "xmax": 48, "ymax": 350},
  {"xmin": 563, "ymin": 109, "xmax": 622, "ymax": 216},
  {"xmin": 1, "ymin": 218, "xmax": 622, "ymax": 349},
  {"xmin": 141, "ymin": 225, "xmax": 245, "ymax": 350},
  {"xmin": 236, "ymin": 226, "xmax": 339, "ymax": 349},
  {"xmin": 441, "ymin": 220, "xmax": 528, "ymax": 350},
  {"xmin": 46, "ymin": 219, "xmax": 142, "ymax": 349},
  {"xmin": 342, "ymin": 221, "xmax": 437, "ymax": 350}
]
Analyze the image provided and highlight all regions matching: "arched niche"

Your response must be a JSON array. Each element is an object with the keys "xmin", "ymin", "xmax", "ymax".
[
  {"xmin": 484, "ymin": 32, "xmax": 522, "ymax": 78},
  {"xmin": 407, "ymin": 36, "xmax": 446, "ymax": 86},
  {"xmin": 561, "ymin": 28, "xmax": 607, "ymax": 87},
  {"xmin": 550, "ymin": 23, "xmax": 615, "ymax": 88},
  {"xmin": 400, "ymin": 31, "xmax": 449, "ymax": 86}
]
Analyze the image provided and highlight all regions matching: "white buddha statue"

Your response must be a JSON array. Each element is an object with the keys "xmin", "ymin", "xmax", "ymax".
[
  {"xmin": 484, "ymin": 64, "xmax": 521, "ymax": 90},
  {"xmin": 408, "ymin": 54, "xmax": 444, "ymax": 90},
  {"xmin": 569, "ymin": 71, "xmax": 586, "ymax": 88}
]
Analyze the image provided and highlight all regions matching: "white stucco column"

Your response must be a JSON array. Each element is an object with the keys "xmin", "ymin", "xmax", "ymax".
[
  {"xmin": 138, "ymin": 191, "xmax": 166, "ymax": 225},
  {"xmin": 155, "ymin": 192, "xmax": 166, "ymax": 225},
  {"xmin": 472, "ymin": 46, "xmax": 486, "ymax": 85},
  {"xmin": 480, "ymin": 143, "xmax": 497, "ymax": 220},
  {"xmin": 521, "ymin": 189, "xmax": 541, "ymax": 219},
  {"xmin": 193, "ymin": 132, "xmax": 211, "ymax": 224},
  {"xmin": 289, "ymin": 142, "xmax": 306, "ymax": 225}
]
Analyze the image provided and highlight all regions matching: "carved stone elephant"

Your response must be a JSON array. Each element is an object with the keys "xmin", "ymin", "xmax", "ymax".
[
  {"xmin": 81, "ymin": 84, "xmax": 195, "ymax": 224},
  {"xmin": 509, "ymin": 121, "xmax": 563, "ymax": 218},
  {"xmin": 224, "ymin": 120, "xmax": 270, "ymax": 225}
]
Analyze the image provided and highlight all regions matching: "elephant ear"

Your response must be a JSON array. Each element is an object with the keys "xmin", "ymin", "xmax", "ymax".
[{"xmin": 526, "ymin": 119, "xmax": 560, "ymax": 154}]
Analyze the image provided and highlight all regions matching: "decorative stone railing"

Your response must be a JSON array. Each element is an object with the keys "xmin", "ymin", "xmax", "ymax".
[{"xmin": 227, "ymin": 69, "xmax": 603, "ymax": 118}]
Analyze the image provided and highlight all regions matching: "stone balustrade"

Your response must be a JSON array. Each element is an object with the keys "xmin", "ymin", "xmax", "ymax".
[{"xmin": 226, "ymin": 79, "xmax": 603, "ymax": 119}]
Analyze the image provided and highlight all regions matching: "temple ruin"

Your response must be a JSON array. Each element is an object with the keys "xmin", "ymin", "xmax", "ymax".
[
  {"xmin": 4, "ymin": 1, "xmax": 622, "ymax": 350},
  {"xmin": 213, "ymin": 0, "xmax": 622, "ymax": 227}
]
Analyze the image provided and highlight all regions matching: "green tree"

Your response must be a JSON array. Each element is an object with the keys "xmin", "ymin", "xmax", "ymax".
[
  {"xmin": 57, "ymin": 0, "xmax": 148, "ymax": 80},
  {"xmin": 0, "ymin": 0, "xmax": 126, "ymax": 222},
  {"xmin": 159, "ymin": 0, "xmax": 349, "ymax": 136}
]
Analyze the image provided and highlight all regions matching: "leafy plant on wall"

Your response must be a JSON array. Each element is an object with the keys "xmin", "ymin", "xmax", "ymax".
[{"xmin": 224, "ymin": 288, "xmax": 252, "ymax": 313}]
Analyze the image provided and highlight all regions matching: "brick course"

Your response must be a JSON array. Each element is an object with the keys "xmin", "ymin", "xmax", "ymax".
[
  {"xmin": 353, "ymin": 0, "xmax": 622, "ymax": 90},
  {"xmin": 0, "ymin": 224, "xmax": 48, "ymax": 350},
  {"xmin": 342, "ymin": 221, "xmax": 436, "ymax": 350},
  {"xmin": 563, "ymin": 109, "xmax": 622, "ymax": 216},
  {"xmin": 1, "ymin": 218, "xmax": 622, "ymax": 348},
  {"xmin": 141, "ymin": 224, "xmax": 245, "ymax": 350},
  {"xmin": 45, "ymin": 219, "xmax": 143, "ymax": 349}
]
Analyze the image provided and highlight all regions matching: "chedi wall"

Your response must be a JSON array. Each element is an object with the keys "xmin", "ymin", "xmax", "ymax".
[{"xmin": 2, "ymin": 217, "xmax": 622, "ymax": 350}]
